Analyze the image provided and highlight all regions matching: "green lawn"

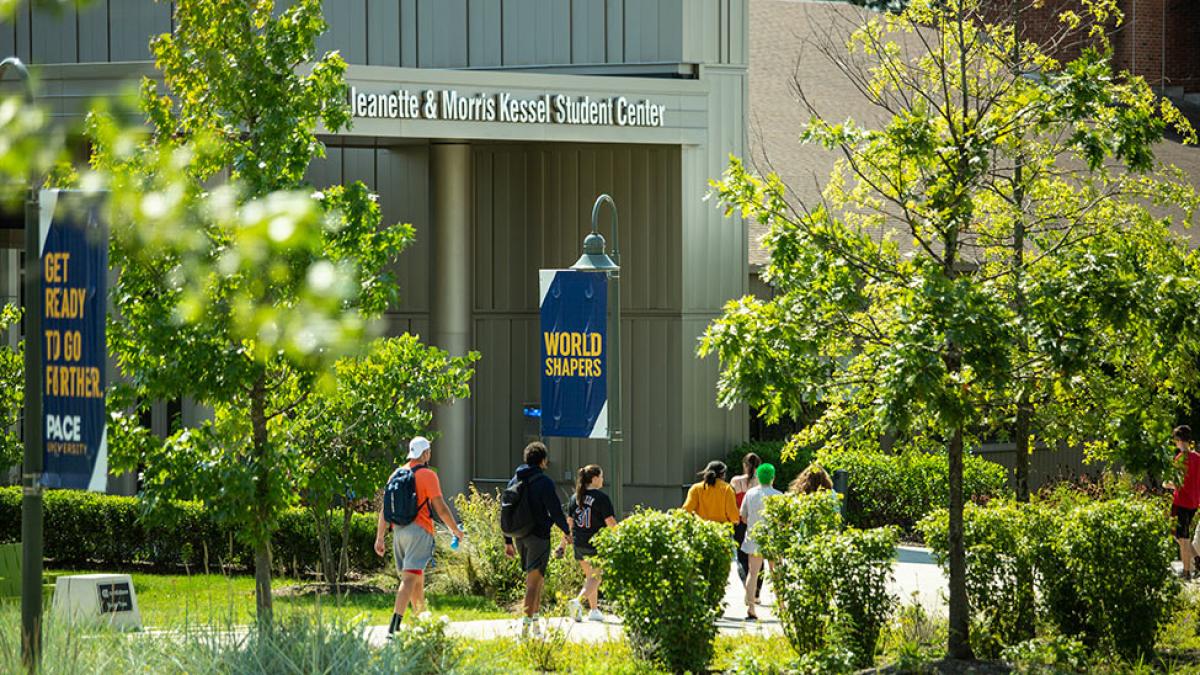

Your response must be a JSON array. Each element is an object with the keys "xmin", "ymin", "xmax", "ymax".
[{"xmin": 48, "ymin": 568, "xmax": 510, "ymax": 628}]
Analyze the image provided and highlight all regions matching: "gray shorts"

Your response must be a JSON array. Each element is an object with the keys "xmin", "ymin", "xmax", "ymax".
[
  {"xmin": 392, "ymin": 522, "xmax": 435, "ymax": 573},
  {"xmin": 516, "ymin": 535, "xmax": 551, "ymax": 575}
]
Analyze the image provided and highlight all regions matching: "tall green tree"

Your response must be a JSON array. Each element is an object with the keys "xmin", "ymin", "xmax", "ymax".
[
  {"xmin": 291, "ymin": 336, "xmax": 477, "ymax": 590},
  {"xmin": 701, "ymin": 0, "xmax": 1196, "ymax": 657},
  {"xmin": 89, "ymin": 0, "xmax": 409, "ymax": 622}
]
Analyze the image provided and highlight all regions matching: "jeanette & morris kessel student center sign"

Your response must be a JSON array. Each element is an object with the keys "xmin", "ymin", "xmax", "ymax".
[{"xmin": 351, "ymin": 87, "xmax": 668, "ymax": 128}]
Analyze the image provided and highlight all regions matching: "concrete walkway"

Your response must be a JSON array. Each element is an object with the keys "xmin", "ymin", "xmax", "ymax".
[{"xmin": 362, "ymin": 546, "xmax": 948, "ymax": 647}]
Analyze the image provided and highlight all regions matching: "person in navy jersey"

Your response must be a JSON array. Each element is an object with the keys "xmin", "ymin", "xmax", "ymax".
[
  {"xmin": 562, "ymin": 464, "xmax": 618, "ymax": 622},
  {"xmin": 1168, "ymin": 425, "xmax": 1200, "ymax": 579}
]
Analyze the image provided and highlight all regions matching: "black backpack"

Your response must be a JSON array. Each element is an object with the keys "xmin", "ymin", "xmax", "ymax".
[
  {"xmin": 500, "ymin": 472, "xmax": 540, "ymax": 539},
  {"xmin": 383, "ymin": 464, "xmax": 428, "ymax": 526}
]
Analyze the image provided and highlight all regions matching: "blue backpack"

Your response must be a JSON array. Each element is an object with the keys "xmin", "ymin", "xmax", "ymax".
[{"xmin": 383, "ymin": 464, "xmax": 428, "ymax": 526}]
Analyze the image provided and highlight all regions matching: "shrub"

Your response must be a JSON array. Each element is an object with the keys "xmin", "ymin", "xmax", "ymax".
[
  {"xmin": 924, "ymin": 496, "xmax": 1177, "ymax": 660},
  {"xmin": 444, "ymin": 485, "xmax": 582, "ymax": 611},
  {"xmin": 593, "ymin": 508, "xmax": 732, "ymax": 672},
  {"xmin": 1000, "ymin": 635, "xmax": 1090, "ymax": 674},
  {"xmin": 0, "ymin": 486, "xmax": 380, "ymax": 575},
  {"xmin": 1033, "ymin": 498, "xmax": 1177, "ymax": 659},
  {"xmin": 918, "ymin": 501, "xmax": 1041, "ymax": 657},
  {"xmin": 756, "ymin": 491, "xmax": 897, "ymax": 666},
  {"xmin": 817, "ymin": 447, "xmax": 1008, "ymax": 532},
  {"xmin": 726, "ymin": 440, "xmax": 814, "ymax": 490}
]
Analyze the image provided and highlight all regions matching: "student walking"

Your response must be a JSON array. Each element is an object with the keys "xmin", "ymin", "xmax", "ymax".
[
  {"xmin": 374, "ymin": 437, "xmax": 466, "ymax": 637},
  {"xmin": 682, "ymin": 460, "xmax": 739, "ymax": 525},
  {"xmin": 563, "ymin": 464, "xmax": 618, "ymax": 622},
  {"xmin": 730, "ymin": 452, "xmax": 762, "ymax": 585},
  {"xmin": 788, "ymin": 463, "xmax": 833, "ymax": 495},
  {"xmin": 740, "ymin": 462, "xmax": 782, "ymax": 621},
  {"xmin": 1169, "ymin": 426, "xmax": 1200, "ymax": 579},
  {"xmin": 501, "ymin": 442, "xmax": 573, "ymax": 635}
]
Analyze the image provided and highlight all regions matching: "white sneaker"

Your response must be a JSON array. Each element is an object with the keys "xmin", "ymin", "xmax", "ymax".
[
  {"xmin": 568, "ymin": 598, "xmax": 584, "ymax": 623},
  {"xmin": 588, "ymin": 609, "xmax": 604, "ymax": 622}
]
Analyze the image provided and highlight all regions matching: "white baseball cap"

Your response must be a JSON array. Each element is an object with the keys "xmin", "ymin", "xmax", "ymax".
[{"xmin": 407, "ymin": 436, "xmax": 431, "ymax": 460}]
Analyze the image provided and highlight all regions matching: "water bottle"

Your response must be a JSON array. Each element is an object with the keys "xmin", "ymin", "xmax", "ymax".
[{"xmin": 450, "ymin": 535, "xmax": 460, "ymax": 551}]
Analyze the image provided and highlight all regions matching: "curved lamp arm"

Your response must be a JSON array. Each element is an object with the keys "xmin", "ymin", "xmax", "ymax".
[{"xmin": 591, "ymin": 193, "xmax": 619, "ymax": 267}]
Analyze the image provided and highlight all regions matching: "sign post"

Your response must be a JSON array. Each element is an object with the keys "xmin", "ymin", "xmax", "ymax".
[
  {"xmin": 542, "ymin": 194, "xmax": 623, "ymax": 512},
  {"xmin": 20, "ymin": 187, "xmax": 107, "ymax": 670}
]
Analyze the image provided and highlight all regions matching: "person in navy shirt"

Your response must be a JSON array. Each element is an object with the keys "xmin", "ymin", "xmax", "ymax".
[{"xmin": 563, "ymin": 464, "xmax": 617, "ymax": 622}]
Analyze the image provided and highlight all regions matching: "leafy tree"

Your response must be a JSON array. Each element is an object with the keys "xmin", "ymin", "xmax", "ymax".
[
  {"xmin": 0, "ymin": 305, "xmax": 21, "ymax": 471},
  {"xmin": 88, "ymin": 0, "xmax": 409, "ymax": 622},
  {"xmin": 288, "ymin": 336, "xmax": 477, "ymax": 590},
  {"xmin": 701, "ymin": 0, "xmax": 1196, "ymax": 657}
]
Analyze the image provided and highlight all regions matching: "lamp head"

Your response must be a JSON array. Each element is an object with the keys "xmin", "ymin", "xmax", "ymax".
[{"xmin": 571, "ymin": 231, "xmax": 619, "ymax": 271}]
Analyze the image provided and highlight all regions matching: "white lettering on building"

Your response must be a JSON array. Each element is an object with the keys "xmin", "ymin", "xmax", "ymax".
[{"xmin": 350, "ymin": 87, "xmax": 666, "ymax": 128}]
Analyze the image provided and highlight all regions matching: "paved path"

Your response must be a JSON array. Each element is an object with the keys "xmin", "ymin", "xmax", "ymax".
[{"xmin": 362, "ymin": 546, "xmax": 948, "ymax": 647}]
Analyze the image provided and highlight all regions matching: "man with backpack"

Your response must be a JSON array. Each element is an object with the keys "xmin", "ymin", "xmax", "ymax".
[
  {"xmin": 501, "ymin": 441, "xmax": 572, "ymax": 635},
  {"xmin": 374, "ymin": 436, "xmax": 465, "ymax": 637}
]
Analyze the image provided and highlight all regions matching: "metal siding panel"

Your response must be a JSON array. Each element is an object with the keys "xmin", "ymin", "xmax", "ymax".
[
  {"xmin": 78, "ymin": 0, "xmax": 110, "ymax": 62},
  {"xmin": 342, "ymin": 146, "xmax": 375, "ymax": 187},
  {"xmin": 659, "ymin": 0, "xmax": 683, "ymax": 62},
  {"xmin": 367, "ymin": 0, "xmax": 400, "ymax": 66},
  {"xmin": 397, "ymin": 146, "xmax": 431, "ymax": 313},
  {"xmin": 0, "ymin": 20, "xmax": 14, "ymax": 60},
  {"xmin": 621, "ymin": 0, "xmax": 641, "ymax": 62},
  {"xmin": 570, "ymin": 0, "xmax": 604, "ymax": 64},
  {"xmin": 604, "ymin": 0, "xmax": 622, "ymax": 63},
  {"xmin": 510, "ymin": 319, "xmax": 533, "ymax": 466},
  {"xmin": 32, "ymin": 3, "xmax": 77, "ymax": 64},
  {"xmin": 319, "ymin": 0, "xmax": 366, "ymax": 64},
  {"xmin": 401, "ymin": 0, "xmax": 417, "ymax": 66},
  {"xmin": 474, "ymin": 148, "xmax": 494, "ymax": 311},
  {"xmin": 109, "ymin": 0, "xmax": 170, "ymax": 62},
  {"xmin": 305, "ymin": 146, "xmax": 342, "ymax": 188},
  {"xmin": 548, "ymin": 0, "xmax": 571, "ymax": 65},
  {"xmin": 15, "ymin": 3, "xmax": 29, "ymax": 63},
  {"xmin": 467, "ymin": 0, "xmax": 501, "ymax": 67},
  {"xmin": 491, "ymin": 150, "xmax": 513, "ymax": 310},
  {"xmin": 476, "ymin": 318, "xmax": 513, "ymax": 479},
  {"xmin": 418, "ymin": 0, "xmax": 467, "ymax": 68},
  {"xmin": 730, "ymin": 0, "xmax": 746, "ymax": 65},
  {"xmin": 500, "ymin": 0, "xmax": 530, "ymax": 65},
  {"xmin": 506, "ymin": 149, "xmax": 528, "ymax": 310},
  {"xmin": 631, "ymin": 319, "xmax": 650, "ymax": 483}
]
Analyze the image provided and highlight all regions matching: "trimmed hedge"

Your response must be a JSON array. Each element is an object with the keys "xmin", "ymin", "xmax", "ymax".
[
  {"xmin": 818, "ymin": 447, "xmax": 1008, "ymax": 532},
  {"xmin": 0, "ymin": 487, "xmax": 382, "ymax": 574}
]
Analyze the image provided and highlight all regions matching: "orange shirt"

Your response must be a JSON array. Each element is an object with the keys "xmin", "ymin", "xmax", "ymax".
[
  {"xmin": 408, "ymin": 461, "xmax": 442, "ymax": 535},
  {"xmin": 682, "ymin": 480, "xmax": 739, "ymax": 524}
]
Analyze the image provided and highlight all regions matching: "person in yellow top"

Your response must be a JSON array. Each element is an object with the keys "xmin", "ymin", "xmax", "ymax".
[{"xmin": 682, "ymin": 460, "xmax": 739, "ymax": 524}]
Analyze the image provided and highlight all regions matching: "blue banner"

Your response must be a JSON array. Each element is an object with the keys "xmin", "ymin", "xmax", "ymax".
[
  {"xmin": 39, "ymin": 190, "xmax": 108, "ymax": 491},
  {"xmin": 539, "ymin": 270, "xmax": 608, "ymax": 438}
]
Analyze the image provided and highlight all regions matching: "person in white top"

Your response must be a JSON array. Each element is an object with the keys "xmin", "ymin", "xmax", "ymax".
[{"xmin": 739, "ymin": 462, "xmax": 783, "ymax": 621}]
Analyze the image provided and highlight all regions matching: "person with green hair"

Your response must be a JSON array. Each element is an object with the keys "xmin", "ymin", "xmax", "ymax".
[{"xmin": 738, "ymin": 462, "xmax": 783, "ymax": 621}]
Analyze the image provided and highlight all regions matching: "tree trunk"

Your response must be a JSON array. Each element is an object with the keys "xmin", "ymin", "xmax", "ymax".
[
  {"xmin": 339, "ymin": 497, "xmax": 353, "ymax": 590},
  {"xmin": 1014, "ymin": 400, "xmax": 1031, "ymax": 502},
  {"xmin": 250, "ymin": 375, "xmax": 273, "ymax": 626},
  {"xmin": 947, "ymin": 425, "xmax": 973, "ymax": 659},
  {"xmin": 315, "ymin": 499, "xmax": 337, "ymax": 591}
]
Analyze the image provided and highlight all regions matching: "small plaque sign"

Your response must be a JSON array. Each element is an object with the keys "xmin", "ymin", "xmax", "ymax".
[{"xmin": 96, "ymin": 581, "xmax": 133, "ymax": 613}]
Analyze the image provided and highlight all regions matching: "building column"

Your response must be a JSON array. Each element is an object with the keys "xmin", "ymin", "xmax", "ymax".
[{"xmin": 430, "ymin": 142, "xmax": 472, "ymax": 499}]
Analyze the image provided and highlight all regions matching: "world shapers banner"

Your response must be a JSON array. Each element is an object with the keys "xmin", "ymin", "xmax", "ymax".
[
  {"xmin": 539, "ymin": 270, "xmax": 608, "ymax": 439},
  {"xmin": 39, "ymin": 190, "xmax": 108, "ymax": 491}
]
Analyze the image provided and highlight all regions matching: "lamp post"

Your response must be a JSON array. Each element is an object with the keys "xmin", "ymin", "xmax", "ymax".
[
  {"xmin": 571, "ymin": 194, "xmax": 622, "ymax": 513},
  {"xmin": 2, "ymin": 56, "xmax": 42, "ymax": 671}
]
